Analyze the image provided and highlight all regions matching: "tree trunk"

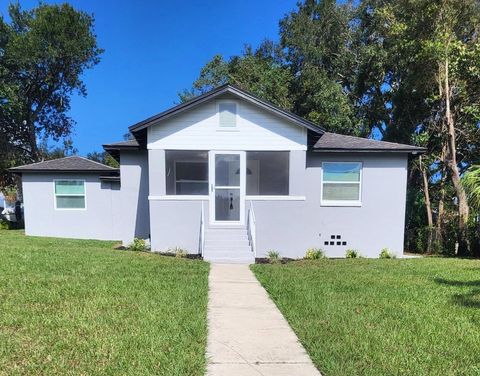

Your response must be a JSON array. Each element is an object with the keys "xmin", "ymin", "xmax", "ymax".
[
  {"xmin": 444, "ymin": 58, "xmax": 470, "ymax": 254},
  {"xmin": 419, "ymin": 155, "xmax": 434, "ymax": 253},
  {"xmin": 436, "ymin": 142, "xmax": 448, "ymax": 246}
]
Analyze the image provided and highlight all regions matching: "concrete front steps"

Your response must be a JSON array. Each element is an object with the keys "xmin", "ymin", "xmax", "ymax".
[{"xmin": 203, "ymin": 227, "xmax": 255, "ymax": 264}]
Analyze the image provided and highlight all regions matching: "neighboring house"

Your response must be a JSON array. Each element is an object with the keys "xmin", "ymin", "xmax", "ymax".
[{"xmin": 11, "ymin": 84, "xmax": 425, "ymax": 262}]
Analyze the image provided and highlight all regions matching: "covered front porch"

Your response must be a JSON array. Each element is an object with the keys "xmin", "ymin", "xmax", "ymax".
[{"xmin": 147, "ymin": 149, "xmax": 305, "ymax": 261}]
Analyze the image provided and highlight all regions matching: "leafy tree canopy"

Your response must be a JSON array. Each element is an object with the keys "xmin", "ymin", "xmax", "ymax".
[{"xmin": 0, "ymin": 2, "xmax": 103, "ymax": 187}]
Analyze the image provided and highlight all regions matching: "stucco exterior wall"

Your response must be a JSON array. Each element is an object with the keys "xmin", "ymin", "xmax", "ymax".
[
  {"xmin": 251, "ymin": 152, "xmax": 409, "ymax": 258},
  {"xmin": 22, "ymin": 173, "xmax": 121, "ymax": 240},
  {"xmin": 21, "ymin": 150, "xmax": 149, "ymax": 244},
  {"xmin": 119, "ymin": 150, "xmax": 150, "ymax": 245},
  {"xmin": 149, "ymin": 200, "xmax": 205, "ymax": 252},
  {"xmin": 147, "ymin": 149, "xmax": 409, "ymax": 258}
]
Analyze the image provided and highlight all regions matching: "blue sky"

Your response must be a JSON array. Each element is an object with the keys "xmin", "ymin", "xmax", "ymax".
[{"xmin": 0, "ymin": 0, "xmax": 298, "ymax": 155}]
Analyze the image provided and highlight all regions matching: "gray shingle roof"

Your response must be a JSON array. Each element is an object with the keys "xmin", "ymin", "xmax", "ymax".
[
  {"xmin": 9, "ymin": 156, "xmax": 119, "ymax": 173},
  {"xmin": 313, "ymin": 132, "xmax": 426, "ymax": 153}
]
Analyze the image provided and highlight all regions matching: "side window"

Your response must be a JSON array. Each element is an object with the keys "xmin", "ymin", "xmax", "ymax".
[
  {"xmin": 218, "ymin": 102, "xmax": 237, "ymax": 127},
  {"xmin": 55, "ymin": 180, "xmax": 86, "ymax": 209},
  {"xmin": 321, "ymin": 162, "xmax": 362, "ymax": 205}
]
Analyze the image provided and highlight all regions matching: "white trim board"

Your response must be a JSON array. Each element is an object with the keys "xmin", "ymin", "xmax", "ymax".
[
  {"xmin": 246, "ymin": 195, "xmax": 306, "ymax": 201},
  {"xmin": 149, "ymin": 195, "xmax": 209, "ymax": 201}
]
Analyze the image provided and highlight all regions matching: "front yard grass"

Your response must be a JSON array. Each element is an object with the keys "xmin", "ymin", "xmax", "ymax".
[
  {"xmin": 0, "ymin": 230, "xmax": 209, "ymax": 375},
  {"xmin": 252, "ymin": 258, "xmax": 480, "ymax": 376}
]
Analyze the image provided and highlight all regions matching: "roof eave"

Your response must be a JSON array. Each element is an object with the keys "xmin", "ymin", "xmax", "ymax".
[
  {"xmin": 102, "ymin": 144, "xmax": 140, "ymax": 151},
  {"xmin": 312, "ymin": 148, "xmax": 427, "ymax": 154},
  {"xmin": 9, "ymin": 168, "xmax": 119, "ymax": 174}
]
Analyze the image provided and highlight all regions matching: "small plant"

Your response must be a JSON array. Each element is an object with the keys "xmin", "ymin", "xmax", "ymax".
[
  {"xmin": 129, "ymin": 238, "xmax": 147, "ymax": 252},
  {"xmin": 304, "ymin": 248, "xmax": 325, "ymax": 260},
  {"xmin": 267, "ymin": 250, "xmax": 281, "ymax": 264},
  {"xmin": 345, "ymin": 249, "xmax": 359, "ymax": 258},
  {"xmin": 379, "ymin": 248, "xmax": 396, "ymax": 259},
  {"xmin": 174, "ymin": 248, "xmax": 188, "ymax": 258},
  {"xmin": 166, "ymin": 247, "xmax": 188, "ymax": 258}
]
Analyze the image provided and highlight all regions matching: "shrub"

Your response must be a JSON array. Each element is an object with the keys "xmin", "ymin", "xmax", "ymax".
[
  {"xmin": 1, "ymin": 186, "xmax": 17, "ymax": 204},
  {"xmin": 0, "ymin": 220, "xmax": 10, "ymax": 230},
  {"xmin": 345, "ymin": 249, "xmax": 359, "ymax": 258},
  {"xmin": 379, "ymin": 248, "xmax": 396, "ymax": 259},
  {"xmin": 166, "ymin": 247, "xmax": 188, "ymax": 258},
  {"xmin": 304, "ymin": 248, "xmax": 325, "ymax": 260},
  {"xmin": 267, "ymin": 250, "xmax": 281, "ymax": 264},
  {"xmin": 129, "ymin": 238, "xmax": 147, "ymax": 252},
  {"xmin": 174, "ymin": 248, "xmax": 188, "ymax": 258}
]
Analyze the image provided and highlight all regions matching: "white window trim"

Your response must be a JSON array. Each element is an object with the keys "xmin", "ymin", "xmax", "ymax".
[
  {"xmin": 53, "ymin": 179, "xmax": 87, "ymax": 210},
  {"xmin": 246, "ymin": 195, "xmax": 305, "ymax": 201},
  {"xmin": 320, "ymin": 162, "xmax": 362, "ymax": 207},
  {"xmin": 216, "ymin": 100, "xmax": 239, "ymax": 130},
  {"xmin": 173, "ymin": 160, "xmax": 209, "ymax": 195}
]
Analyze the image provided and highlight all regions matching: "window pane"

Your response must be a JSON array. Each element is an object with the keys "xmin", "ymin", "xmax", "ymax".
[
  {"xmin": 165, "ymin": 151, "xmax": 208, "ymax": 195},
  {"xmin": 219, "ymin": 103, "xmax": 236, "ymax": 127},
  {"xmin": 176, "ymin": 162, "xmax": 208, "ymax": 181},
  {"xmin": 56, "ymin": 196, "xmax": 85, "ymax": 209},
  {"xmin": 323, "ymin": 163, "xmax": 361, "ymax": 182},
  {"xmin": 55, "ymin": 180, "xmax": 84, "ymax": 195},
  {"xmin": 215, "ymin": 188, "xmax": 240, "ymax": 221},
  {"xmin": 215, "ymin": 154, "xmax": 240, "ymax": 187},
  {"xmin": 322, "ymin": 183, "xmax": 360, "ymax": 201},
  {"xmin": 246, "ymin": 152, "xmax": 289, "ymax": 195},
  {"xmin": 176, "ymin": 182, "xmax": 208, "ymax": 195}
]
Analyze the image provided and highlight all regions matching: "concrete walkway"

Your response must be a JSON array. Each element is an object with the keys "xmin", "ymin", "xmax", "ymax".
[{"xmin": 206, "ymin": 264, "xmax": 321, "ymax": 376}]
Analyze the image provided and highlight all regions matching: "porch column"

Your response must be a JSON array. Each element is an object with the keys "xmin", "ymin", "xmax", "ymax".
[
  {"xmin": 289, "ymin": 150, "xmax": 306, "ymax": 196},
  {"xmin": 148, "ymin": 149, "xmax": 166, "ymax": 196}
]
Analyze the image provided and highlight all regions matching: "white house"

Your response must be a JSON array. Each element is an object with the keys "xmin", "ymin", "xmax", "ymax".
[{"xmin": 11, "ymin": 84, "xmax": 425, "ymax": 262}]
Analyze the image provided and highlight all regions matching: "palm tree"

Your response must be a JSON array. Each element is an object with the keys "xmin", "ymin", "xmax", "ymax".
[{"xmin": 463, "ymin": 165, "xmax": 480, "ymax": 213}]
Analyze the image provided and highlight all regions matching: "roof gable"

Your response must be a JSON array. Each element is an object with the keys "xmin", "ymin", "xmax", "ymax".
[{"xmin": 128, "ymin": 84, "xmax": 324, "ymax": 135}]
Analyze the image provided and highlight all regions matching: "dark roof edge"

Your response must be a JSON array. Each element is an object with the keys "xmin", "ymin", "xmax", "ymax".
[
  {"xmin": 9, "ymin": 168, "xmax": 120, "ymax": 174},
  {"xmin": 312, "ymin": 148, "xmax": 426, "ymax": 154},
  {"xmin": 103, "ymin": 144, "xmax": 139, "ymax": 151},
  {"xmin": 128, "ymin": 84, "xmax": 325, "ymax": 134},
  {"xmin": 102, "ymin": 139, "xmax": 140, "ymax": 150}
]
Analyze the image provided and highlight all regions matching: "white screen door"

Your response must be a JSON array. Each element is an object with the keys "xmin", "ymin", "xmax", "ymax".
[{"xmin": 209, "ymin": 151, "xmax": 245, "ymax": 225}]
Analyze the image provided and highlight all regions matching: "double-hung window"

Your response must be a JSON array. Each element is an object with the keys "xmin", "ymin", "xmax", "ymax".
[
  {"xmin": 54, "ymin": 180, "xmax": 86, "ymax": 209},
  {"xmin": 321, "ymin": 162, "xmax": 362, "ymax": 206}
]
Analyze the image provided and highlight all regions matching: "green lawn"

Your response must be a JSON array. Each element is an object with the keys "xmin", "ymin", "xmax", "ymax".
[
  {"xmin": 0, "ymin": 230, "xmax": 209, "ymax": 376},
  {"xmin": 252, "ymin": 258, "xmax": 480, "ymax": 376}
]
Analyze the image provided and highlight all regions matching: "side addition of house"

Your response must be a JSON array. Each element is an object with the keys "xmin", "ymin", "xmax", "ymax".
[{"xmin": 11, "ymin": 85, "xmax": 425, "ymax": 262}]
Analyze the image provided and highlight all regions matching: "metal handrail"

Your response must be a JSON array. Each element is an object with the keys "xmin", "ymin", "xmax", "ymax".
[
  {"xmin": 199, "ymin": 201, "xmax": 205, "ymax": 256},
  {"xmin": 247, "ymin": 201, "xmax": 256, "ymax": 257}
]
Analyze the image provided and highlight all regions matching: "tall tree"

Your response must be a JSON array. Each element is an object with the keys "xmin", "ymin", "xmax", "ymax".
[
  {"xmin": 361, "ymin": 0, "xmax": 480, "ymax": 253},
  {"xmin": 0, "ymin": 3, "xmax": 103, "ymax": 187},
  {"xmin": 179, "ymin": 41, "xmax": 294, "ymax": 109},
  {"xmin": 280, "ymin": 0, "xmax": 363, "ymax": 135}
]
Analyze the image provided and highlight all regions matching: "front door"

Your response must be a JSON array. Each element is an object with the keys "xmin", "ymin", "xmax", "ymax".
[{"xmin": 209, "ymin": 151, "xmax": 245, "ymax": 225}]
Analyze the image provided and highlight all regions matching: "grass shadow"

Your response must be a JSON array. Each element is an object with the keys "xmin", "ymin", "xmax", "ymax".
[{"xmin": 435, "ymin": 278, "xmax": 480, "ymax": 308}]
